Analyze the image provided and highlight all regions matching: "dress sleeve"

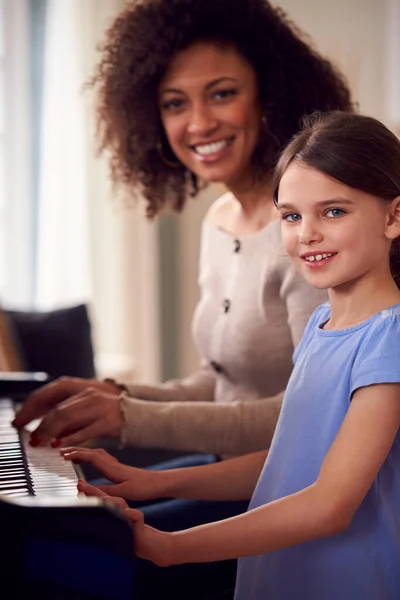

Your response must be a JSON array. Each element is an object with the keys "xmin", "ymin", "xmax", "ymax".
[
  {"xmin": 123, "ymin": 363, "xmax": 216, "ymax": 403},
  {"xmin": 350, "ymin": 311, "xmax": 400, "ymax": 396},
  {"xmin": 120, "ymin": 389, "xmax": 283, "ymax": 455}
]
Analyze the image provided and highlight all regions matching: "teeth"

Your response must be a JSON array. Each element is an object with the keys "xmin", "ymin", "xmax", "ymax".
[
  {"xmin": 305, "ymin": 253, "xmax": 333, "ymax": 262},
  {"xmin": 194, "ymin": 140, "xmax": 228, "ymax": 155}
]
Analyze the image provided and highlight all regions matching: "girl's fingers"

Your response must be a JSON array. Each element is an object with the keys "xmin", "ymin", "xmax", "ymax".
[
  {"xmin": 77, "ymin": 480, "xmax": 129, "ymax": 510},
  {"xmin": 125, "ymin": 508, "xmax": 144, "ymax": 525},
  {"xmin": 61, "ymin": 447, "xmax": 126, "ymax": 482},
  {"xmin": 77, "ymin": 479, "xmax": 106, "ymax": 497}
]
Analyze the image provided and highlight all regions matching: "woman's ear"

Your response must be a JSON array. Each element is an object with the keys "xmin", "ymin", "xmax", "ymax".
[{"xmin": 385, "ymin": 196, "xmax": 400, "ymax": 240}]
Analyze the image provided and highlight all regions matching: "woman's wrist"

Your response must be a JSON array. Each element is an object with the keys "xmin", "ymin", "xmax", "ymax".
[{"xmin": 102, "ymin": 377, "xmax": 128, "ymax": 395}]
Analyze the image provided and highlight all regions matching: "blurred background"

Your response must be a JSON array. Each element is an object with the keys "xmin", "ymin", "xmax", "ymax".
[{"xmin": 1, "ymin": 0, "xmax": 399, "ymax": 385}]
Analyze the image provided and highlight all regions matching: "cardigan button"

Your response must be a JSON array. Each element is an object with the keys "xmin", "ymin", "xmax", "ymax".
[
  {"xmin": 210, "ymin": 360, "xmax": 223, "ymax": 374},
  {"xmin": 222, "ymin": 299, "xmax": 231, "ymax": 314},
  {"xmin": 233, "ymin": 239, "xmax": 241, "ymax": 253}
]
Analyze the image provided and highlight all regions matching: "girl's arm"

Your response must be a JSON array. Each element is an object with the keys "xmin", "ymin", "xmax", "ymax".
[
  {"xmin": 137, "ymin": 382, "xmax": 400, "ymax": 566},
  {"xmin": 62, "ymin": 447, "xmax": 268, "ymax": 502}
]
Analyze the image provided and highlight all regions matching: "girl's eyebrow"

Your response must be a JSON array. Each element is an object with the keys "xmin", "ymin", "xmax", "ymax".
[
  {"xmin": 159, "ymin": 77, "xmax": 238, "ymax": 96},
  {"xmin": 277, "ymin": 197, "xmax": 355, "ymax": 210}
]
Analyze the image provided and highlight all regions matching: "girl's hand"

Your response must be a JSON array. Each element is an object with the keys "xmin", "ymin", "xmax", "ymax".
[
  {"xmin": 78, "ymin": 480, "xmax": 174, "ymax": 566},
  {"xmin": 62, "ymin": 447, "xmax": 160, "ymax": 501},
  {"xmin": 77, "ymin": 479, "xmax": 130, "ymax": 510},
  {"xmin": 124, "ymin": 508, "xmax": 175, "ymax": 567}
]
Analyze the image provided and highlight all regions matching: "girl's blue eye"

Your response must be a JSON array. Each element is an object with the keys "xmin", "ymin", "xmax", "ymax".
[
  {"xmin": 326, "ymin": 208, "xmax": 345, "ymax": 218},
  {"xmin": 283, "ymin": 213, "xmax": 301, "ymax": 223}
]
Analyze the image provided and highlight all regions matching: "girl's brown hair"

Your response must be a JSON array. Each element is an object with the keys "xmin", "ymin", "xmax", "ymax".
[{"xmin": 273, "ymin": 111, "xmax": 400, "ymax": 288}]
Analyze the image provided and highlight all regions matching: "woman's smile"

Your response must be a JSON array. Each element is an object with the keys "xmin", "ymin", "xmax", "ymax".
[{"xmin": 190, "ymin": 136, "xmax": 235, "ymax": 162}]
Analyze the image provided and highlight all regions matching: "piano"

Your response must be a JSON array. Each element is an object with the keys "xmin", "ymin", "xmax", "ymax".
[{"xmin": 0, "ymin": 396, "xmax": 135, "ymax": 599}]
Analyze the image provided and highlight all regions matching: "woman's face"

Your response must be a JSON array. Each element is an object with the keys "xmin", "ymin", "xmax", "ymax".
[{"xmin": 158, "ymin": 42, "xmax": 262, "ymax": 189}]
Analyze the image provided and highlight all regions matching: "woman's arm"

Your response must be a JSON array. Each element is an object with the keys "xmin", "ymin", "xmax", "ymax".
[
  {"xmin": 120, "ymin": 391, "xmax": 283, "ymax": 454},
  {"xmin": 123, "ymin": 362, "xmax": 216, "ymax": 403},
  {"xmin": 135, "ymin": 382, "xmax": 400, "ymax": 565}
]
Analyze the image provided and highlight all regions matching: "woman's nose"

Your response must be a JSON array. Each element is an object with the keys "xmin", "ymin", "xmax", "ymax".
[{"xmin": 187, "ymin": 104, "xmax": 218, "ymax": 135}]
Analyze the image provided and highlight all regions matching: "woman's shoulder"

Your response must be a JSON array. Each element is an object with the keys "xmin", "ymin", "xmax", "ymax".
[{"xmin": 204, "ymin": 192, "xmax": 236, "ymax": 229}]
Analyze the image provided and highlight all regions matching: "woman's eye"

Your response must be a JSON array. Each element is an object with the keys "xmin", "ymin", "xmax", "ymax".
[
  {"xmin": 326, "ymin": 208, "xmax": 345, "ymax": 218},
  {"xmin": 283, "ymin": 213, "xmax": 301, "ymax": 223},
  {"xmin": 213, "ymin": 89, "xmax": 237, "ymax": 101},
  {"xmin": 160, "ymin": 98, "xmax": 184, "ymax": 111}
]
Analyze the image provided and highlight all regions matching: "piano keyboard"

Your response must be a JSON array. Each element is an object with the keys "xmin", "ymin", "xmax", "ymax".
[{"xmin": 0, "ymin": 397, "xmax": 82, "ymax": 498}]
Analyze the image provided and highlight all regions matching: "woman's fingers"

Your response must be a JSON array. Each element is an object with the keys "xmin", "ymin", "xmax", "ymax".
[
  {"xmin": 13, "ymin": 377, "xmax": 90, "ymax": 428},
  {"xmin": 55, "ymin": 422, "xmax": 106, "ymax": 448},
  {"xmin": 29, "ymin": 390, "xmax": 97, "ymax": 445},
  {"xmin": 28, "ymin": 390, "xmax": 121, "ymax": 447}
]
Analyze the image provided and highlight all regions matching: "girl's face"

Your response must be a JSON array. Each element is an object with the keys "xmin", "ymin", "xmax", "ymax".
[
  {"xmin": 277, "ymin": 162, "xmax": 397, "ymax": 292},
  {"xmin": 158, "ymin": 42, "xmax": 262, "ymax": 189}
]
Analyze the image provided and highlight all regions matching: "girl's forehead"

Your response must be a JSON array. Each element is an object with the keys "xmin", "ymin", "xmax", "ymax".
[
  {"xmin": 279, "ymin": 163, "xmax": 340, "ymax": 195},
  {"xmin": 278, "ymin": 163, "xmax": 356, "ymax": 205},
  {"xmin": 278, "ymin": 162, "xmax": 385, "ymax": 211}
]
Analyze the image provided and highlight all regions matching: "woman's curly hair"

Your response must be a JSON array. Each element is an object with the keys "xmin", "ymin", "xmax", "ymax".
[{"xmin": 92, "ymin": 0, "xmax": 353, "ymax": 218}]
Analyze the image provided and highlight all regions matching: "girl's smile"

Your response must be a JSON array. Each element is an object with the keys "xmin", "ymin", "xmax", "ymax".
[{"xmin": 300, "ymin": 251, "xmax": 337, "ymax": 269}]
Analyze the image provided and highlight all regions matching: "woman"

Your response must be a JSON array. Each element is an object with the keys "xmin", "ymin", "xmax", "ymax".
[{"xmin": 15, "ymin": 0, "xmax": 350, "ymax": 529}]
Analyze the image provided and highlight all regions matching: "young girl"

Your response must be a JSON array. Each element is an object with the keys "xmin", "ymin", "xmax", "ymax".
[{"xmin": 62, "ymin": 111, "xmax": 400, "ymax": 599}]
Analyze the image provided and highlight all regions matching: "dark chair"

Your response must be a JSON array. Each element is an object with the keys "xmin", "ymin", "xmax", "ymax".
[{"xmin": 1, "ymin": 304, "xmax": 96, "ymax": 379}]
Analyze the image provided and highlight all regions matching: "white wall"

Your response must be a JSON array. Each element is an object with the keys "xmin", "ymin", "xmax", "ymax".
[
  {"xmin": 176, "ymin": 0, "xmax": 394, "ymax": 377},
  {"xmin": 80, "ymin": 0, "xmax": 161, "ymax": 383}
]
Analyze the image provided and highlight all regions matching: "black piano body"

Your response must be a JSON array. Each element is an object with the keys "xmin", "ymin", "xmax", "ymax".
[
  {"xmin": 1, "ymin": 495, "xmax": 135, "ymax": 599},
  {"xmin": 0, "ymin": 392, "xmax": 135, "ymax": 599}
]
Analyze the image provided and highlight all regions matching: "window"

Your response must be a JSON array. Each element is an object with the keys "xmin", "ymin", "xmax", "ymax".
[
  {"xmin": 0, "ymin": 0, "xmax": 6, "ymax": 290},
  {"xmin": 0, "ymin": 0, "xmax": 33, "ymax": 308}
]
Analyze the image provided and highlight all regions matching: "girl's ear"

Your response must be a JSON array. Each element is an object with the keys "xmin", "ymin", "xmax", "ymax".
[{"xmin": 386, "ymin": 196, "xmax": 400, "ymax": 240}]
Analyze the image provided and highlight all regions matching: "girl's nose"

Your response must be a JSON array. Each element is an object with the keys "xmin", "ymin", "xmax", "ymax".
[{"xmin": 298, "ymin": 220, "xmax": 323, "ymax": 245}]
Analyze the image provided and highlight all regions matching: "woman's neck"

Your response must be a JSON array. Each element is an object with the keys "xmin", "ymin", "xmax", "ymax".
[{"xmin": 226, "ymin": 180, "xmax": 279, "ymax": 236}]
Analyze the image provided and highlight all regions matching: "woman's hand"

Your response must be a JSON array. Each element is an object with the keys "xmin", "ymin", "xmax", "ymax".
[
  {"xmin": 13, "ymin": 376, "xmax": 120, "ymax": 428},
  {"xmin": 13, "ymin": 379, "xmax": 123, "ymax": 447},
  {"xmin": 77, "ymin": 479, "xmax": 174, "ymax": 566},
  {"xmin": 62, "ymin": 447, "xmax": 161, "ymax": 501}
]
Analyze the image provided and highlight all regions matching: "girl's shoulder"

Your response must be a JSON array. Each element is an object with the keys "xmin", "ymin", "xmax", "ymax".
[{"xmin": 358, "ymin": 302, "xmax": 400, "ymax": 345}]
